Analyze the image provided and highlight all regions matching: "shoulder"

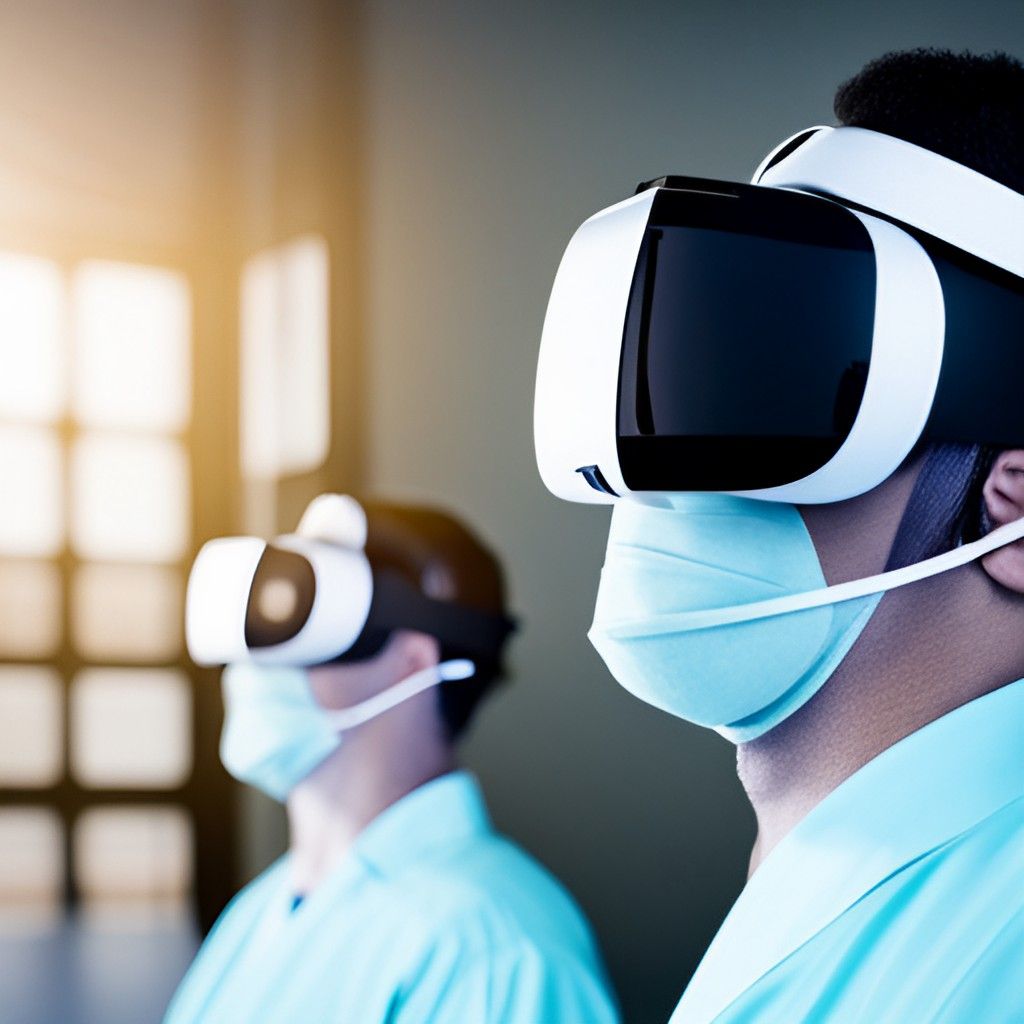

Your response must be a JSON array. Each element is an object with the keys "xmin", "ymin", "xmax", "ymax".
[
  {"xmin": 386, "ymin": 833, "xmax": 599, "ymax": 963},
  {"xmin": 164, "ymin": 861, "xmax": 289, "ymax": 1023},
  {"xmin": 203, "ymin": 858, "xmax": 287, "ymax": 939},
  {"xmin": 390, "ymin": 914, "xmax": 619, "ymax": 1024}
]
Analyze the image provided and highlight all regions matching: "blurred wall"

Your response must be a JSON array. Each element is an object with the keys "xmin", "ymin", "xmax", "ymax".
[
  {"xmin": 0, "ymin": 0, "xmax": 209, "ymax": 255},
  {"xmin": 357, "ymin": 2, "xmax": 1023, "ymax": 1020},
  {"xmin": 220, "ymin": 0, "xmax": 370, "ymax": 885}
]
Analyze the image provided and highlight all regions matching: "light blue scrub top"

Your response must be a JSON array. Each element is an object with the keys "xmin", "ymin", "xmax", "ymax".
[
  {"xmin": 672, "ymin": 679, "xmax": 1024, "ymax": 1023},
  {"xmin": 165, "ymin": 771, "xmax": 618, "ymax": 1024}
]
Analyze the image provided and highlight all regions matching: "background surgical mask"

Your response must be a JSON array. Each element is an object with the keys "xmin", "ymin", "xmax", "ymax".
[
  {"xmin": 589, "ymin": 495, "xmax": 882, "ymax": 743},
  {"xmin": 220, "ymin": 658, "xmax": 475, "ymax": 801}
]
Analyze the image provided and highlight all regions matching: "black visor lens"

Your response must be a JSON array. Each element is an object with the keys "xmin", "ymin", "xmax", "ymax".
[
  {"xmin": 244, "ymin": 545, "xmax": 317, "ymax": 648},
  {"xmin": 617, "ymin": 182, "xmax": 877, "ymax": 491}
]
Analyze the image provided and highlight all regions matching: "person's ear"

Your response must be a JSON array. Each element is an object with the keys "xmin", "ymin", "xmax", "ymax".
[
  {"xmin": 307, "ymin": 630, "xmax": 441, "ymax": 710},
  {"xmin": 385, "ymin": 630, "xmax": 441, "ymax": 678},
  {"xmin": 980, "ymin": 449, "xmax": 1024, "ymax": 593}
]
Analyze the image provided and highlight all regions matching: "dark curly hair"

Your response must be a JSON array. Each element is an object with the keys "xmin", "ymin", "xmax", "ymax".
[{"xmin": 834, "ymin": 48, "xmax": 1024, "ymax": 193}]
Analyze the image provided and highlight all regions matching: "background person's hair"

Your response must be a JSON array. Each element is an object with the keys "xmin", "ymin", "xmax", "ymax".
[
  {"xmin": 834, "ymin": 49, "xmax": 1024, "ymax": 565},
  {"xmin": 361, "ymin": 500, "xmax": 512, "ymax": 740}
]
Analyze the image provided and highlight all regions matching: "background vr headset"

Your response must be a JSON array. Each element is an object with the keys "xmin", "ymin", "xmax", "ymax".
[
  {"xmin": 187, "ymin": 495, "xmax": 515, "ymax": 668},
  {"xmin": 534, "ymin": 126, "xmax": 1024, "ymax": 505}
]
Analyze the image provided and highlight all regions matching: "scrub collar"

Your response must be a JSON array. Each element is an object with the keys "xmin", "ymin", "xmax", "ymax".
[
  {"xmin": 245, "ymin": 773, "xmax": 492, "ymax": 958},
  {"xmin": 352, "ymin": 770, "xmax": 492, "ymax": 878},
  {"xmin": 675, "ymin": 679, "xmax": 1024, "ymax": 1023}
]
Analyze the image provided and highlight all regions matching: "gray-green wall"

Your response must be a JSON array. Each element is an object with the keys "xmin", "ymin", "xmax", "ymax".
[{"xmin": 358, "ymin": 3, "xmax": 1023, "ymax": 1020}]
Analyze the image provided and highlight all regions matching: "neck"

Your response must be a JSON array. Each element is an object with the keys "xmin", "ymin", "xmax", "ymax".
[
  {"xmin": 285, "ymin": 721, "xmax": 457, "ymax": 897},
  {"xmin": 737, "ymin": 561, "xmax": 1024, "ymax": 875}
]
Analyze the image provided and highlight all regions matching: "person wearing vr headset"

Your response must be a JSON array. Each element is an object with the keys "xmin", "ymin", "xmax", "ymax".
[
  {"xmin": 166, "ymin": 495, "xmax": 618, "ymax": 1023},
  {"xmin": 536, "ymin": 49, "xmax": 1024, "ymax": 1022}
]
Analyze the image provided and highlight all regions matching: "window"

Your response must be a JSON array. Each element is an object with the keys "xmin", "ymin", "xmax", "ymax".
[
  {"xmin": 71, "ymin": 668, "xmax": 191, "ymax": 788},
  {"xmin": 0, "ymin": 562, "xmax": 62, "ymax": 658},
  {"xmin": 0, "ymin": 254, "xmax": 65, "ymax": 423},
  {"xmin": 240, "ymin": 235, "xmax": 330, "ymax": 479},
  {"xmin": 71, "ymin": 433, "xmax": 189, "ymax": 563},
  {"xmin": 72, "ymin": 564, "xmax": 181, "ymax": 662},
  {"xmin": 72, "ymin": 261, "xmax": 191, "ymax": 432},
  {"xmin": 0, "ymin": 807, "xmax": 63, "ymax": 926},
  {"xmin": 74, "ymin": 806, "xmax": 192, "ymax": 915},
  {"xmin": 0, "ymin": 668, "xmax": 63, "ymax": 787},
  {"xmin": 0, "ymin": 426, "xmax": 64, "ymax": 557},
  {"xmin": 0, "ymin": 253, "xmax": 199, "ymax": 927}
]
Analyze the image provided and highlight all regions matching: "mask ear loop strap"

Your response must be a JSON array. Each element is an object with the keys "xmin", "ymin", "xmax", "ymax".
[
  {"xmin": 324, "ymin": 659, "xmax": 476, "ymax": 732},
  {"xmin": 604, "ymin": 515, "xmax": 1024, "ymax": 638}
]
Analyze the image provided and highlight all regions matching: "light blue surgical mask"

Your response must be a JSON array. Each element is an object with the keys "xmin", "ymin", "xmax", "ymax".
[
  {"xmin": 589, "ymin": 495, "xmax": 883, "ymax": 743},
  {"xmin": 220, "ymin": 658, "xmax": 475, "ymax": 801}
]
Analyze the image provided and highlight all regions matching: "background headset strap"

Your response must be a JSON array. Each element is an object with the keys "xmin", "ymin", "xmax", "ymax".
[{"xmin": 366, "ymin": 569, "xmax": 517, "ymax": 658}]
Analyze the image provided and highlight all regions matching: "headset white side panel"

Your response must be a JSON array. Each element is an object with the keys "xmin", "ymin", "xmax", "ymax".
[
  {"xmin": 534, "ymin": 189, "xmax": 656, "ymax": 503},
  {"xmin": 186, "ymin": 537, "xmax": 268, "ymax": 665}
]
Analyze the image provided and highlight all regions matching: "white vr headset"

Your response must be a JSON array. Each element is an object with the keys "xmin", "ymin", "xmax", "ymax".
[
  {"xmin": 186, "ymin": 495, "xmax": 515, "ymax": 668},
  {"xmin": 534, "ymin": 126, "xmax": 1024, "ymax": 506}
]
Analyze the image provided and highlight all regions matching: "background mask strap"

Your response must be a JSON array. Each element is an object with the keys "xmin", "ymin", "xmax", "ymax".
[{"xmin": 325, "ymin": 659, "xmax": 476, "ymax": 731}]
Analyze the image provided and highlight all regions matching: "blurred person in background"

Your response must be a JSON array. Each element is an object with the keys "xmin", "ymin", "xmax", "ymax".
[{"xmin": 166, "ymin": 496, "xmax": 618, "ymax": 1024}]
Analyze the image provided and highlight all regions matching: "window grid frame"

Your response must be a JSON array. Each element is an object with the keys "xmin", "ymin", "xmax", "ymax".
[{"xmin": 0, "ymin": 246, "xmax": 224, "ymax": 921}]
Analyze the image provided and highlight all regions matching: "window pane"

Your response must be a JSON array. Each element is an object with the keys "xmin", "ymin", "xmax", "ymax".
[
  {"xmin": 70, "ymin": 668, "xmax": 191, "ymax": 788},
  {"xmin": 0, "ymin": 668, "xmax": 62, "ymax": 786},
  {"xmin": 240, "ymin": 235, "xmax": 330, "ymax": 478},
  {"xmin": 72, "ymin": 564, "xmax": 181, "ymax": 662},
  {"xmin": 71, "ymin": 433, "xmax": 189, "ymax": 563},
  {"xmin": 72, "ymin": 261, "xmax": 191, "ymax": 432},
  {"xmin": 0, "ymin": 253, "xmax": 65, "ymax": 423},
  {"xmin": 0, "ymin": 561, "xmax": 61, "ymax": 657},
  {"xmin": 0, "ymin": 426, "xmax": 63, "ymax": 557},
  {"xmin": 74, "ymin": 806, "xmax": 191, "ymax": 908},
  {"xmin": 0, "ymin": 808, "xmax": 63, "ymax": 923}
]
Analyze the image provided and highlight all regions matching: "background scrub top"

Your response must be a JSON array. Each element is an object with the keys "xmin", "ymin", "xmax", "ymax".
[
  {"xmin": 165, "ymin": 771, "xmax": 619, "ymax": 1024},
  {"xmin": 671, "ymin": 680, "xmax": 1024, "ymax": 1023}
]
